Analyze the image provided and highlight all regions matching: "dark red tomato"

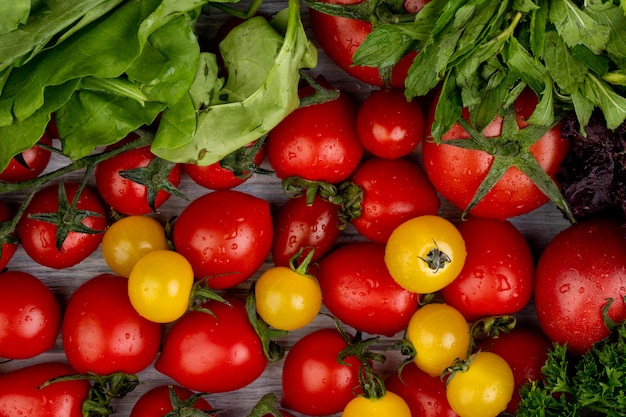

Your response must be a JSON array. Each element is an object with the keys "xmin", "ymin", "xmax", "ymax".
[
  {"xmin": 271, "ymin": 193, "xmax": 343, "ymax": 267},
  {"xmin": 266, "ymin": 84, "xmax": 364, "ymax": 183},
  {"xmin": 62, "ymin": 273, "xmax": 162, "ymax": 375},
  {"xmin": 386, "ymin": 361, "xmax": 458, "ymax": 417},
  {"xmin": 350, "ymin": 157, "xmax": 440, "ymax": 243},
  {"xmin": 281, "ymin": 328, "xmax": 361, "ymax": 415},
  {"xmin": 155, "ymin": 297, "xmax": 267, "ymax": 393},
  {"xmin": 17, "ymin": 182, "xmax": 108, "ymax": 269},
  {"xmin": 183, "ymin": 141, "xmax": 266, "ymax": 190},
  {"xmin": 95, "ymin": 141, "xmax": 183, "ymax": 215},
  {"xmin": 0, "ymin": 270, "xmax": 61, "ymax": 359},
  {"xmin": 0, "ymin": 200, "xmax": 17, "ymax": 271},
  {"xmin": 0, "ymin": 362, "xmax": 90, "ymax": 417},
  {"xmin": 308, "ymin": 0, "xmax": 421, "ymax": 88},
  {"xmin": 0, "ymin": 132, "xmax": 53, "ymax": 182},
  {"xmin": 534, "ymin": 217, "xmax": 626, "ymax": 356},
  {"xmin": 440, "ymin": 217, "xmax": 535, "ymax": 322},
  {"xmin": 477, "ymin": 326, "xmax": 552, "ymax": 414},
  {"xmin": 357, "ymin": 89, "xmax": 425, "ymax": 159},
  {"xmin": 130, "ymin": 384, "xmax": 213, "ymax": 417},
  {"xmin": 422, "ymin": 88, "xmax": 569, "ymax": 219},
  {"xmin": 317, "ymin": 242, "xmax": 418, "ymax": 336},
  {"xmin": 172, "ymin": 189, "xmax": 273, "ymax": 289}
]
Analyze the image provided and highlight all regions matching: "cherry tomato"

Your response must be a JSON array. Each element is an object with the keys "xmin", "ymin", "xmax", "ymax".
[
  {"xmin": 316, "ymin": 241, "xmax": 419, "ymax": 336},
  {"xmin": 17, "ymin": 182, "xmax": 108, "ymax": 269},
  {"xmin": 342, "ymin": 391, "xmax": 412, "ymax": 417},
  {"xmin": 255, "ymin": 263, "xmax": 322, "ymax": 331},
  {"xmin": 422, "ymin": 88, "xmax": 569, "ymax": 219},
  {"xmin": 0, "ymin": 132, "xmax": 52, "ymax": 182},
  {"xmin": 534, "ymin": 217, "xmax": 626, "ymax": 356},
  {"xmin": 271, "ymin": 193, "xmax": 343, "ymax": 267},
  {"xmin": 0, "ymin": 200, "xmax": 17, "ymax": 271},
  {"xmin": 62, "ymin": 273, "xmax": 162, "ymax": 375},
  {"xmin": 440, "ymin": 217, "xmax": 535, "ymax": 321},
  {"xmin": 0, "ymin": 270, "xmax": 61, "ymax": 359},
  {"xmin": 308, "ymin": 0, "xmax": 421, "ymax": 88},
  {"xmin": 128, "ymin": 250, "xmax": 195, "ymax": 323},
  {"xmin": 357, "ymin": 89, "xmax": 425, "ymax": 159},
  {"xmin": 385, "ymin": 361, "xmax": 459, "ymax": 417},
  {"xmin": 384, "ymin": 215, "xmax": 466, "ymax": 294},
  {"xmin": 0, "ymin": 362, "xmax": 90, "ymax": 417},
  {"xmin": 172, "ymin": 189, "xmax": 273, "ymax": 289},
  {"xmin": 477, "ymin": 326, "xmax": 552, "ymax": 414},
  {"xmin": 129, "ymin": 384, "xmax": 213, "ymax": 417},
  {"xmin": 155, "ymin": 297, "xmax": 267, "ymax": 393},
  {"xmin": 445, "ymin": 351, "xmax": 515, "ymax": 417},
  {"xmin": 406, "ymin": 303, "xmax": 470, "ymax": 377},
  {"xmin": 183, "ymin": 141, "xmax": 266, "ymax": 190},
  {"xmin": 350, "ymin": 157, "xmax": 440, "ymax": 243},
  {"xmin": 266, "ymin": 84, "xmax": 364, "ymax": 183},
  {"xmin": 95, "ymin": 139, "xmax": 183, "ymax": 215},
  {"xmin": 281, "ymin": 328, "xmax": 362, "ymax": 415},
  {"xmin": 101, "ymin": 215, "xmax": 169, "ymax": 277}
]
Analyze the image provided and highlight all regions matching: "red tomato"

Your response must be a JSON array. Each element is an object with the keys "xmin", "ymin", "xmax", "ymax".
[
  {"xmin": 281, "ymin": 328, "xmax": 361, "ymax": 415},
  {"xmin": 308, "ymin": 0, "xmax": 421, "ymax": 87},
  {"xmin": 0, "ymin": 201, "xmax": 17, "ymax": 271},
  {"xmin": 271, "ymin": 193, "xmax": 343, "ymax": 267},
  {"xmin": 17, "ymin": 182, "xmax": 108, "ymax": 269},
  {"xmin": 155, "ymin": 297, "xmax": 267, "ymax": 393},
  {"xmin": 183, "ymin": 141, "xmax": 266, "ymax": 190},
  {"xmin": 0, "ymin": 362, "xmax": 90, "ymax": 417},
  {"xmin": 534, "ymin": 217, "xmax": 626, "ymax": 356},
  {"xmin": 357, "ymin": 89, "xmax": 425, "ymax": 159},
  {"xmin": 385, "ymin": 361, "xmax": 459, "ymax": 417},
  {"xmin": 422, "ymin": 88, "xmax": 570, "ymax": 219},
  {"xmin": 62, "ymin": 273, "xmax": 162, "ymax": 375},
  {"xmin": 440, "ymin": 217, "xmax": 535, "ymax": 321},
  {"xmin": 266, "ymin": 85, "xmax": 364, "ymax": 183},
  {"xmin": 95, "ymin": 140, "xmax": 183, "ymax": 215},
  {"xmin": 317, "ymin": 242, "xmax": 419, "ymax": 336},
  {"xmin": 0, "ymin": 270, "xmax": 61, "ymax": 359},
  {"xmin": 0, "ymin": 133, "xmax": 53, "ymax": 182},
  {"xmin": 350, "ymin": 157, "xmax": 440, "ymax": 243},
  {"xmin": 130, "ymin": 385, "xmax": 213, "ymax": 417},
  {"xmin": 477, "ymin": 326, "xmax": 552, "ymax": 414},
  {"xmin": 172, "ymin": 189, "xmax": 273, "ymax": 289}
]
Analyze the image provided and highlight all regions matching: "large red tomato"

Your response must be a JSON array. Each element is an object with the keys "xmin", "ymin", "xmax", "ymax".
[
  {"xmin": 534, "ymin": 217, "xmax": 626, "ymax": 356},
  {"xmin": 440, "ymin": 217, "xmax": 535, "ymax": 321},
  {"xmin": 155, "ymin": 297, "xmax": 267, "ymax": 393},
  {"xmin": 316, "ymin": 241, "xmax": 419, "ymax": 336},
  {"xmin": 62, "ymin": 273, "xmax": 162, "ymax": 375},
  {"xmin": 172, "ymin": 189, "xmax": 273, "ymax": 289},
  {"xmin": 130, "ymin": 384, "xmax": 213, "ymax": 417},
  {"xmin": 422, "ymin": 88, "xmax": 570, "ymax": 219}
]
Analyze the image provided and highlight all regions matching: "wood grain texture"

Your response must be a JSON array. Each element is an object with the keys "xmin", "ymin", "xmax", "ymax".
[{"xmin": 0, "ymin": 2, "xmax": 572, "ymax": 416}]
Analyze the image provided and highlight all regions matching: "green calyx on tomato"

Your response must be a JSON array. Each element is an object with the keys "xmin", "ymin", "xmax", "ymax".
[
  {"xmin": 437, "ymin": 101, "xmax": 574, "ymax": 221},
  {"xmin": 246, "ymin": 393, "xmax": 284, "ymax": 417},
  {"xmin": 40, "ymin": 371, "xmax": 140, "ymax": 417}
]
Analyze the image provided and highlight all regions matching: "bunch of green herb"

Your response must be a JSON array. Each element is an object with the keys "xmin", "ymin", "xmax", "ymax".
[
  {"xmin": 517, "ymin": 302, "xmax": 626, "ymax": 417},
  {"xmin": 346, "ymin": 0, "xmax": 626, "ymax": 141},
  {"xmin": 0, "ymin": 0, "xmax": 316, "ymax": 171}
]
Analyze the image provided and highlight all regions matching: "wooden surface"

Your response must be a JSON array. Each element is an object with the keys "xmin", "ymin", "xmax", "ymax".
[{"xmin": 0, "ymin": 2, "xmax": 573, "ymax": 416}]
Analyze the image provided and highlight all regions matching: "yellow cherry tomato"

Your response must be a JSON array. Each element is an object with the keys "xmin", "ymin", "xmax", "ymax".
[
  {"xmin": 128, "ymin": 250, "xmax": 194, "ymax": 323},
  {"xmin": 384, "ymin": 215, "xmax": 466, "ymax": 294},
  {"xmin": 254, "ymin": 265, "xmax": 322, "ymax": 331},
  {"xmin": 342, "ymin": 392, "xmax": 411, "ymax": 417},
  {"xmin": 446, "ymin": 351, "xmax": 515, "ymax": 417},
  {"xmin": 406, "ymin": 303, "xmax": 470, "ymax": 377},
  {"xmin": 101, "ymin": 215, "xmax": 169, "ymax": 277}
]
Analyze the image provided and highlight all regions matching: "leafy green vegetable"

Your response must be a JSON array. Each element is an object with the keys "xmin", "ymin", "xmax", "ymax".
[
  {"xmin": 517, "ymin": 302, "xmax": 626, "ymax": 417},
  {"xmin": 351, "ymin": 0, "xmax": 626, "ymax": 139},
  {"xmin": 151, "ymin": 0, "xmax": 317, "ymax": 165}
]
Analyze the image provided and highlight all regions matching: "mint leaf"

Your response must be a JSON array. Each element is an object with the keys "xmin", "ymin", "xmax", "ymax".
[
  {"xmin": 542, "ymin": 30, "xmax": 588, "ymax": 94},
  {"xmin": 549, "ymin": 0, "xmax": 610, "ymax": 55},
  {"xmin": 352, "ymin": 24, "xmax": 416, "ymax": 68},
  {"xmin": 529, "ymin": 0, "xmax": 548, "ymax": 57},
  {"xmin": 581, "ymin": 74, "xmax": 626, "ymax": 130},
  {"xmin": 585, "ymin": 1, "xmax": 626, "ymax": 60},
  {"xmin": 504, "ymin": 36, "xmax": 546, "ymax": 94}
]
